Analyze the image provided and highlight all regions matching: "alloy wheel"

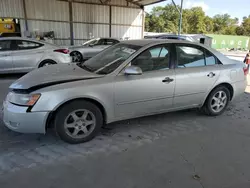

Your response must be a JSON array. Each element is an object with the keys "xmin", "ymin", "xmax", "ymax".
[
  {"xmin": 72, "ymin": 52, "xmax": 82, "ymax": 62},
  {"xmin": 64, "ymin": 109, "xmax": 96, "ymax": 139},
  {"xmin": 210, "ymin": 91, "xmax": 228, "ymax": 113}
]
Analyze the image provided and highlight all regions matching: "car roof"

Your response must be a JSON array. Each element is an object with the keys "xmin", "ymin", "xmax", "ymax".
[
  {"xmin": 120, "ymin": 39, "xmax": 197, "ymax": 46},
  {"xmin": 0, "ymin": 37, "xmax": 29, "ymax": 40},
  {"xmin": 122, "ymin": 39, "xmax": 235, "ymax": 65},
  {"xmin": 0, "ymin": 37, "xmax": 45, "ymax": 43},
  {"xmin": 0, "ymin": 37, "xmax": 58, "ymax": 46},
  {"xmin": 93, "ymin": 37, "xmax": 120, "ymax": 41}
]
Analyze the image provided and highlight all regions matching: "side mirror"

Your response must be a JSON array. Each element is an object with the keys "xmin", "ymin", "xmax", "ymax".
[
  {"xmin": 124, "ymin": 65, "xmax": 142, "ymax": 75},
  {"xmin": 89, "ymin": 44, "xmax": 94, "ymax": 47}
]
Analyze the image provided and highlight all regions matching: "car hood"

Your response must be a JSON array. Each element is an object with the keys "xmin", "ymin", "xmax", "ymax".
[{"xmin": 10, "ymin": 63, "xmax": 102, "ymax": 90}]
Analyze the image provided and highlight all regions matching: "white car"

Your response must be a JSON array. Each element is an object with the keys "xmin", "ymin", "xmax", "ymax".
[
  {"xmin": 69, "ymin": 38, "xmax": 120, "ymax": 62},
  {"xmin": 0, "ymin": 37, "xmax": 72, "ymax": 74}
]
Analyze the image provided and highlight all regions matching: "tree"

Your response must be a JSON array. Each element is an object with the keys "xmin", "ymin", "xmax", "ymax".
[
  {"xmin": 213, "ymin": 14, "xmax": 231, "ymax": 33},
  {"xmin": 144, "ymin": 3, "xmax": 250, "ymax": 36},
  {"xmin": 236, "ymin": 26, "xmax": 245, "ymax": 35},
  {"xmin": 204, "ymin": 16, "xmax": 214, "ymax": 33},
  {"xmin": 187, "ymin": 7, "xmax": 206, "ymax": 33},
  {"xmin": 242, "ymin": 17, "xmax": 250, "ymax": 36}
]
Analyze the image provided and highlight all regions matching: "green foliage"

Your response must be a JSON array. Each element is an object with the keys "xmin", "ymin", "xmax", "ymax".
[
  {"xmin": 242, "ymin": 17, "xmax": 250, "ymax": 35},
  {"xmin": 145, "ymin": 4, "xmax": 250, "ymax": 36}
]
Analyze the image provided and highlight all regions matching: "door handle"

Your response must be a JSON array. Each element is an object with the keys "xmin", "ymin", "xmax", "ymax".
[
  {"xmin": 162, "ymin": 77, "xmax": 174, "ymax": 83},
  {"xmin": 207, "ymin": 72, "xmax": 215, "ymax": 78}
]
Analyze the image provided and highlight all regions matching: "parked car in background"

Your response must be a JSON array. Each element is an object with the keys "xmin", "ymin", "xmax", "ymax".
[
  {"xmin": 0, "ymin": 37, "xmax": 72, "ymax": 74},
  {"xmin": 3, "ymin": 39, "xmax": 247, "ymax": 144},
  {"xmin": 69, "ymin": 37, "xmax": 120, "ymax": 62},
  {"xmin": 144, "ymin": 34, "xmax": 196, "ymax": 42}
]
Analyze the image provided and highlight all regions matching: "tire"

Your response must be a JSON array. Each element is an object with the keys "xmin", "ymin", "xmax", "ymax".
[
  {"xmin": 70, "ymin": 51, "xmax": 83, "ymax": 62},
  {"xmin": 39, "ymin": 60, "xmax": 57, "ymax": 68},
  {"xmin": 54, "ymin": 100, "xmax": 103, "ymax": 144},
  {"xmin": 201, "ymin": 86, "xmax": 230, "ymax": 116}
]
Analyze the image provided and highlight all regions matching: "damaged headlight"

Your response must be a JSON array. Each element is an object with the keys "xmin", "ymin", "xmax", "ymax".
[{"xmin": 7, "ymin": 92, "xmax": 41, "ymax": 106}]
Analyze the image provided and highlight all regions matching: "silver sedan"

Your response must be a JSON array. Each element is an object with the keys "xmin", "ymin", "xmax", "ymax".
[
  {"xmin": 0, "ymin": 37, "xmax": 72, "ymax": 73},
  {"xmin": 3, "ymin": 39, "xmax": 247, "ymax": 144},
  {"xmin": 69, "ymin": 38, "xmax": 120, "ymax": 62}
]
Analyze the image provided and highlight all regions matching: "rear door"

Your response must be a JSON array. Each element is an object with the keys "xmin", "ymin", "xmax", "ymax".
[
  {"xmin": 173, "ymin": 43, "xmax": 221, "ymax": 108},
  {"xmin": 0, "ymin": 40, "xmax": 13, "ymax": 73},
  {"xmin": 11, "ymin": 40, "xmax": 44, "ymax": 72}
]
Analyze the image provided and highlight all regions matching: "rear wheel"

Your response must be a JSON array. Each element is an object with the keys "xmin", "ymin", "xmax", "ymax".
[
  {"xmin": 70, "ymin": 51, "xmax": 83, "ymax": 62},
  {"xmin": 54, "ymin": 100, "xmax": 103, "ymax": 144},
  {"xmin": 39, "ymin": 60, "xmax": 57, "ymax": 68},
  {"xmin": 201, "ymin": 86, "xmax": 230, "ymax": 116}
]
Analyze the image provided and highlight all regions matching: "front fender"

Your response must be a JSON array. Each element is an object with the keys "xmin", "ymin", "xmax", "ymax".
[{"xmin": 30, "ymin": 80, "xmax": 115, "ymax": 123}]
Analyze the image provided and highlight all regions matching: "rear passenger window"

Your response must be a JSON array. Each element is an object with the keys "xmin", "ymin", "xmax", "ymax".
[
  {"xmin": 0, "ymin": 40, "xmax": 11, "ymax": 51},
  {"xmin": 105, "ymin": 39, "xmax": 119, "ymax": 45},
  {"xmin": 176, "ymin": 45, "xmax": 205, "ymax": 68},
  {"xmin": 205, "ymin": 50, "xmax": 217, "ymax": 65},
  {"xmin": 15, "ymin": 40, "xmax": 43, "ymax": 50}
]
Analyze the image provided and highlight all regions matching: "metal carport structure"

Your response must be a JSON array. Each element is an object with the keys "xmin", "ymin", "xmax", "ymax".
[{"xmin": 0, "ymin": 0, "xmax": 167, "ymax": 45}]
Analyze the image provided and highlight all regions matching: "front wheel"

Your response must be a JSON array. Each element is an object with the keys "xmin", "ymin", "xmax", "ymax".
[
  {"xmin": 54, "ymin": 100, "xmax": 103, "ymax": 144},
  {"xmin": 201, "ymin": 86, "xmax": 230, "ymax": 116}
]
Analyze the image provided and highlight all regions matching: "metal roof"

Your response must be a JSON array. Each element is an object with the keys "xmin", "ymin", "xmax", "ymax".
[
  {"xmin": 58, "ymin": 0, "xmax": 166, "ymax": 7},
  {"xmin": 127, "ymin": 0, "xmax": 167, "ymax": 6}
]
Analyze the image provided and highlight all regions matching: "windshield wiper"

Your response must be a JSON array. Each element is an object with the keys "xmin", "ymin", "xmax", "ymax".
[{"xmin": 77, "ymin": 63, "xmax": 93, "ymax": 72}]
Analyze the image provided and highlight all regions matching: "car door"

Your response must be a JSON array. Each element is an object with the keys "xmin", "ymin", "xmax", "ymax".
[
  {"xmin": 173, "ymin": 43, "xmax": 221, "ymax": 108},
  {"xmin": 11, "ymin": 40, "xmax": 44, "ymax": 72},
  {"xmin": 114, "ymin": 44, "xmax": 176, "ymax": 120},
  {"xmin": 0, "ymin": 40, "xmax": 13, "ymax": 73}
]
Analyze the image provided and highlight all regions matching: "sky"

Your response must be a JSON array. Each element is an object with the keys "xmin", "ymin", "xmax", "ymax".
[{"xmin": 145, "ymin": 0, "xmax": 249, "ymax": 21}]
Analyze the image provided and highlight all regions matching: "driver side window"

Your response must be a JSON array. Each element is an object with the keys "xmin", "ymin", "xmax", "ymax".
[{"xmin": 131, "ymin": 45, "xmax": 170, "ymax": 72}]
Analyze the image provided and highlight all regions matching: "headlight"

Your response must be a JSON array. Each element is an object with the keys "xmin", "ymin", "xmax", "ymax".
[{"xmin": 7, "ymin": 92, "xmax": 41, "ymax": 106}]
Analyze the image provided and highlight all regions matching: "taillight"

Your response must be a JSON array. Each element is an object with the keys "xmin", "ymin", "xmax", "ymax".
[
  {"xmin": 54, "ymin": 49, "xmax": 69, "ymax": 54},
  {"xmin": 243, "ymin": 67, "xmax": 248, "ymax": 76}
]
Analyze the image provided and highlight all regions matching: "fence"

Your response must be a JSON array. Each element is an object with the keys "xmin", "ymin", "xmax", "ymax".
[{"xmin": 207, "ymin": 34, "xmax": 250, "ymax": 50}]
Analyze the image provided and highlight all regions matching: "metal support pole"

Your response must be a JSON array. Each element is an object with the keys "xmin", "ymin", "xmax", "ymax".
[
  {"xmin": 178, "ymin": 0, "xmax": 183, "ymax": 36},
  {"xmin": 109, "ymin": 6, "xmax": 112, "ymax": 37},
  {"xmin": 141, "ymin": 6, "xmax": 145, "ymax": 39},
  {"xmin": 69, "ymin": 1, "xmax": 74, "ymax": 45},
  {"xmin": 171, "ymin": 0, "xmax": 180, "ymax": 14},
  {"xmin": 22, "ymin": 0, "xmax": 28, "ymax": 32}
]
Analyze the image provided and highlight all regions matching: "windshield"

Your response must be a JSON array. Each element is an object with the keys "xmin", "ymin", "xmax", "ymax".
[
  {"xmin": 83, "ymin": 38, "xmax": 99, "ymax": 46},
  {"xmin": 80, "ymin": 43, "xmax": 140, "ymax": 75}
]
